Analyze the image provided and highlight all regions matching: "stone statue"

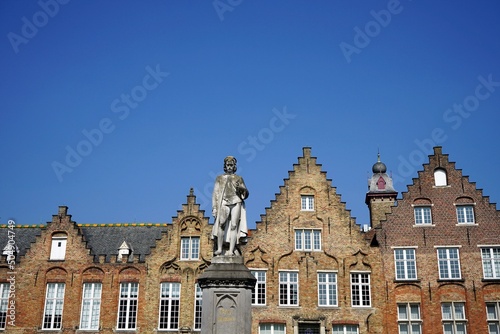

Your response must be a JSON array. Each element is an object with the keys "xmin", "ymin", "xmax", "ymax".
[{"xmin": 212, "ymin": 156, "xmax": 249, "ymax": 256}]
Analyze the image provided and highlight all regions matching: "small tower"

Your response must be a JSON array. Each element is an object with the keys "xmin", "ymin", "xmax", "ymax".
[{"xmin": 365, "ymin": 153, "xmax": 398, "ymax": 227}]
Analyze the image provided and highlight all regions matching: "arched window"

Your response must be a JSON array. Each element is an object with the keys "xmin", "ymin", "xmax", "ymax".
[{"xmin": 434, "ymin": 168, "xmax": 447, "ymax": 186}]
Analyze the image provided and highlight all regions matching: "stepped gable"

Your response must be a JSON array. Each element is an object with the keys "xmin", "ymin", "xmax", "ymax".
[
  {"xmin": 402, "ymin": 146, "xmax": 497, "ymax": 210},
  {"xmin": 255, "ymin": 146, "xmax": 354, "ymax": 229}
]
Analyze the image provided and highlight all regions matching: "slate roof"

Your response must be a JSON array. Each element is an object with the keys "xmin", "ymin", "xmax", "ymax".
[
  {"xmin": 0, "ymin": 224, "xmax": 168, "ymax": 264},
  {"xmin": 80, "ymin": 224, "xmax": 168, "ymax": 262},
  {"xmin": 0, "ymin": 226, "xmax": 43, "ymax": 259}
]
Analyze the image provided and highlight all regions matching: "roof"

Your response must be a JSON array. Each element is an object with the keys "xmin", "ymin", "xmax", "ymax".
[{"xmin": 0, "ymin": 224, "xmax": 168, "ymax": 263}]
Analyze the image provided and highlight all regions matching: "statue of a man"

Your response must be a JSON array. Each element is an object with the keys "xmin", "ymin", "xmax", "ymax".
[{"xmin": 212, "ymin": 156, "xmax": 249, "ymax": 256}]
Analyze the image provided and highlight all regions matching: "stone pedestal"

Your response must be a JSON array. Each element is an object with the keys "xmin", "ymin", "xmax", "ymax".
[{"xmin": 197, "ymin": 256, "xmax": 256, "ymax": 334}]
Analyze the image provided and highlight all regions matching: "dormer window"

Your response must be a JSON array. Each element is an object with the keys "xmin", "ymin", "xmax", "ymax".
[
  {"xmin": 301, "ymin": 195, "xmax": 314, "ymax": 211},
  {"xmin": 118, "ymin": 241, "xmax": 131, "ymax": 262},
  {"xmin": 50, "ymin": 233, "xmax": 67, "ymax": 260},
  {"xmin": 434, "ymin": 168, "xmax": 447, "ymax": 186}
]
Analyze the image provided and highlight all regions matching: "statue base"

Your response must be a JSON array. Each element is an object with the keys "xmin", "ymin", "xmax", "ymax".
[{"xmin": 197, "ymin": 255, "xmax": 256, "ymax": 334}]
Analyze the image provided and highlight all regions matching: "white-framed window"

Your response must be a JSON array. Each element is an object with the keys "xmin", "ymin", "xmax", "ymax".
[
  {"xmin": 251, "ymin": 270, "xmax": 266, "ymax": 306},
  {"xmin": 194, "ymin": 284, "xmax": 202, "ymax": 331},
  {"xmin": 117, "ymin": 282, "xmax": 138, "ymax": 330},
  {"xmin": 456, "ymin": 205, "xmax": 475, "ymax": 224},
  {"xmin": 0, "ymin": 283, "xmax": 9, "ymax": 330},
  {"xmin": 259, "ymin": 323, "xmax": 285, "ymax": 334},
  {"xmin": 481, "ymin": 248, "xmax": 500, "ymax": 279},
  {"xmin": 332, "ymin": 324, "xmax": 359, "ymax": 334},
  {"xmin": 398, "ymin": 303, "xmax": 422, "ymax": 334},
  {"xmin": 394, "ymin": 248, "xmax": 417, "ymax": 280},
  {"xmin": 437, "ymin": 248, "xmax": 461, "ymax": 279},
  {"xmin": 441, "ymin": 302, "xmax": 467, "ymax": 334},
  {"xmin": 158, "ymin": 282, "xmax": 180, "ymax": 330},
  {"xmin": 279, "ymin": 271, "xmax": 298, "ymax": 306},
  {"xmin": 434, "ymin": 168, "xmax": 447, "ymax": 186},
  {"xmin": 351, "ymin": 273, "xmax": 371, "ymax": 307},
  {"xmin": 42, "ymin": 283, "xmax": 65, "ymax": 329},
  {"xmin": 318, "ymin": 272, "xmax": 337, "ymax": 307},
  {"xmin": 414, "ymin": 207, "xmax": 432, "ymax": 225},
  {"xmin": 301, "ymin": 195, "xmax": 314, "ymax": 211},
  {"xmin": 49, "ymin": 233, "xmax": 67, "ymax": 260},
  {"xmin": 79, "ymin": 283, "xmax": 102, "ymax": 330},
  {"xmin": 486, "ymin": 302, "xmax": 500, "ymax": 334},
  {"xmin": 180, "ymin": 237, "xmax": 200, "ymax": 260},
  {"xmin": 295, "ymin": 229, "xmax": 321, "ymax": 251}
]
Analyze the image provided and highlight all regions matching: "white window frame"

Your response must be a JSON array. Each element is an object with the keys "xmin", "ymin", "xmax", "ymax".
[
  {"xmin": 0, "ymin": 283, "xmax": 9, "ymax": 330},
  {"xmin": 301, "ymin": 195, "xmax": 314, "ymax": 211},
  {"xmin": 456, "ymin": 205, "xmax": 475, "ymax": 224},
  {"xmin": 49, "ymin": 234, "xmax": 67, "ymax": 260},
  {"xmin": 398, "ymin": 303, "xmax": 422, "ymax": 334},
  {"xmin": 414, "ymin": 206, "xmax": 432, "ymax": 225},
  {"xmin": 394, "ymin": 248, "xmax": 417, "ymax": 280},
  {"xmin": 194, "ymin": 283, "xmax": 202, "ymax": 331},
  {"xmin": 158, "ymin": 282, "xmax": 180, "ymax": 330},
  {"xmin": 116, "ymin": 282, "xmax": 138, "ymax": 330},
  {"xmin": 279, "ymin": 271, "xmax": 298, "ymax": 306},
  {"xmin": 350, "ymin": 272, "xmax": 371, "ymax": 307},
  {"xmin": 259, "ymin": 323, "xmax": 286, "ymax": 334},
  {"xmin": 481, "ymin": 247, "xmax": 500, "ymax": 279},
  {"xmin": 318, "ymin": 272, "xmax": 338, "ymax": 307},
  {"xmin": 42, "ymin": 283, "xmax": 65, "ymax": 329},
  {"xmin": 437, "ymin": 247, "xmax": 462, "ymax": 280},
  {"xmin": 79, "ymin": 282, "xmax": 102, "ymax": 330},
  {"xmin": 251, "ymin": 270, "xmax": 267, "ymax": 306},
  {"xmin": 441, "ymin": 302, "xmax": 467, "ymax": 334},
  {"xmin": 180, "ymin": 236, "xmax": 200, "ymax": 260},
  {"xmin": 486, "ymin": 302, "xmax": 500, "ymax": 334},
  {"xmin": 295, "ymin": 229, "xmax": 321, "ymax": 251},
  {"xmin": 332, "ymin": 324, "xmax": 359, "ymax": 334}
]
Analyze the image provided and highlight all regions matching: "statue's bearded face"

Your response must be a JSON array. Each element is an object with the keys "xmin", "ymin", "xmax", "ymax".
[{"xmin": 225, "ymin": 160, "xmax": 235, "ymax": 174}]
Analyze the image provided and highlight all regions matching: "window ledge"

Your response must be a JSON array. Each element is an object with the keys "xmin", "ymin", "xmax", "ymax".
[
  {"xmin": 437, "ymin": 278, "xmax": 465, "ymax": 283},
  {"xmin": 413, "ymin": 224, "xmax": 435, "ymax": 227},
  {"xmin": 318, "ymin": 306, "xmax": 340, "ymax": 309},
  {"xmin": 278, "ymin": 305, "xmax": 301, "ymax": 309},
  {"xmin": 482, "ymin": 278, "xmax": 500, "ymax": 283},
  {"xmin": 456, "ymin": 223, "xmax": 478, "ymax": 226},
  {"xmin": 394, "ymin": 279, "xmax": 421, "ymax": 283}
]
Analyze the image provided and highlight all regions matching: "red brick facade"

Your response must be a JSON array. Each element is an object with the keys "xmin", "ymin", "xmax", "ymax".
[
  {"xmin": 374, "ymin": 146, "xmax": 500, "ymax": 334},
  {"xmin": 0, "ymin": 146, "xmax": 498, "ymax": 333}
]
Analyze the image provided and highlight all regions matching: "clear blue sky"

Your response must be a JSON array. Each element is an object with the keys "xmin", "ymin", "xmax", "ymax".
[{"xmin": 1, "ymin": 1, "xmax": 499, "ymax": 228}]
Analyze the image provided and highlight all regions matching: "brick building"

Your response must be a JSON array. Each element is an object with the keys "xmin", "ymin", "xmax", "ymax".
[
  {"xmin": 373, "ymin": 146, "xmax": 500, "ymax": 334},
  {"xmin": 0, "ymin": 146, "xmax": 498, "ymax": 333}
]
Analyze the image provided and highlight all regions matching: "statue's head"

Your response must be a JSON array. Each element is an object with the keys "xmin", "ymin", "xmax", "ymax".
[{"xmin": 223, "ymin": 156, "xmax": 237, "ymax": 173}]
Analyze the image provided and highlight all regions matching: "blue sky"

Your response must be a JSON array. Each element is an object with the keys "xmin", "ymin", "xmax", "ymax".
[{"xmin": 1, "ymin": 1, "xmax": 499, "ymax": 229}]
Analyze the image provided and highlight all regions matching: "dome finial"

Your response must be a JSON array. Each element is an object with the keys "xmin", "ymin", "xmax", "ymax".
[{"xmin": 372, "ymin": 150, "xmax": 387, "ymax": 174}]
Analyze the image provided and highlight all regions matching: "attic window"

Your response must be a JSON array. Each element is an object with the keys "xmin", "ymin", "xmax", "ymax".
[
  {"xmin": 118, "ymin": 241, "xmax": 131, "ymax": 262},
  {"xmin": 301, "ymin": 195, "xmax": 314, "ymax": 211},
  {"xmin": 50, "ymin": 233, "xmax": 67, "ymax": 260},
  {"xmin": 434, "ymin": 168, "xmax": 447, "ymax": 186}
]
